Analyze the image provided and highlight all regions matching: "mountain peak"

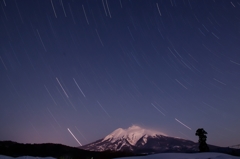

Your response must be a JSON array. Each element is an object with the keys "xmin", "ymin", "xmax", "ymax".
[
  {"xmin": 128, "ymin": 125, "xmax": 141, "ymax": 130},
  {"xmin": 102, "ymin": 125, "xmax": 166, "ymax": 145}
]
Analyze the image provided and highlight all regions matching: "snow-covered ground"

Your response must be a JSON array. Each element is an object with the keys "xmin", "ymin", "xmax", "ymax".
[
  {"xmin": 123, "ymin": 153, "xmax": 239, "ymax": 159},
  {"xmin": 0, "ymin": 153, "xmax": 239, "ymax": 159},
  {"xmin": 124, "ymin": 152, "xmax": 240, "ymax": 159}
]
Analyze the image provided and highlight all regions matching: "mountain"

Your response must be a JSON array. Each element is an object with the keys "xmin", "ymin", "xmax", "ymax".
[
  {"xmin": 80, "ymin": 125, "xmax": 240, "ymax": 156},
  {"xmin": 80, "ymin": 125, "xmax": 199, "ymax": 154}
]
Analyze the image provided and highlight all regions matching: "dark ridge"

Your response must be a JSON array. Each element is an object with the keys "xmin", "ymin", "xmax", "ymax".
[{"xmin": 0, "ymin": 141, "xmax": 145, "ymax": 159}]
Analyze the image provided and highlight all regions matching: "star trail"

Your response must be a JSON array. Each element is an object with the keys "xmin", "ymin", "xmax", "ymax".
[{"xmin": 0, "ymin": 0, "xmax": 240, "ymax": 147}]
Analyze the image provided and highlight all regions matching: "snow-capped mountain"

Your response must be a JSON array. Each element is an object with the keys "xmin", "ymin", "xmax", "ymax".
[
  {"xmin": 102, "ymin": 125, "xmax": 166, "ymax": 146},
  {"xmin": 80, "ymin": 125, "xmax": 199, "ymax": 154}
]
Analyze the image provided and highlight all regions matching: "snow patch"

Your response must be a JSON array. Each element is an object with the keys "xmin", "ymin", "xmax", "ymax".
[{"xmin": 142, "ymin": 135, "xmax": 148, "ymax": 144}]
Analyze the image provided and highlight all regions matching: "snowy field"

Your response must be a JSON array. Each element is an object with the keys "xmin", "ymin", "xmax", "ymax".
[
  {"xmin": 1, "ymin": 153, "xmax": 239, "ymax": 159},
  {"xmin": 123, "ymin": 153, "xmax": 240, "ymax": 159}
]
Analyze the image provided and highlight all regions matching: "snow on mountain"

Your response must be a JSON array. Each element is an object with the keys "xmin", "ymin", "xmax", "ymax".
[{"xmin": 102, "ymin": 125, "xmax": 167, "ymax": 146}]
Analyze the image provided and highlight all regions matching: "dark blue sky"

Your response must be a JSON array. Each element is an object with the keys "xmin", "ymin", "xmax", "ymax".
[{"xmin": 0, "ymin": 0, "xmax": 240, "ymax": 147}]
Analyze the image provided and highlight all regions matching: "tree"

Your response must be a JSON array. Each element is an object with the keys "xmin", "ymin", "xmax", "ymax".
[{"xmin": 195, "ymin": 128, "xmax": 209, "ymax": 152}]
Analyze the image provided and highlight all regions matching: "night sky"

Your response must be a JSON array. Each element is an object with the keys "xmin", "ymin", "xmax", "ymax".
[{"xmin": 1, "ymin": 0, "xmax": 240, "ymax": 148}]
